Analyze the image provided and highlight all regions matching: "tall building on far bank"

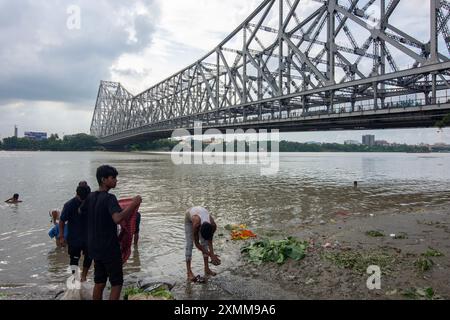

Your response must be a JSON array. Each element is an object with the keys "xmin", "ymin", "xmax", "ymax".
[
  {"xmin": 375, "ymin": 140, "xmax": 390, "ymax": 146},
  {"xmin": 362, "ymin": 135, "xmax": 375, "ymax": 146},
  {"xmin": 14, "ymin": 125, "xmax": 18, "ymax": 138},
  {"xmin": 344, "ymin": 140, "xmax": 361, "ymax": 145}
]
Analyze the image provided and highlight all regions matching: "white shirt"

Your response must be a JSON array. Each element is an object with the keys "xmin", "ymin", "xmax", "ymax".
[{"xmin": 188, "ymin": 206, "xmax": 211, "ymax": 224}]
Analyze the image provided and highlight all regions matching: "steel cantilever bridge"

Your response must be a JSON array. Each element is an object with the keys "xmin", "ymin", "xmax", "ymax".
[{"xmin": 91, "ymin": 0, "xmax": 450, "ymax": 146}]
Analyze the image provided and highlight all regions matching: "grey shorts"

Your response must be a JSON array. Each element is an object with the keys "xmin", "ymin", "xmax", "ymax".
[{"xmin": 184, "ymin": 211, "xmax": 208, "ymax": 261}]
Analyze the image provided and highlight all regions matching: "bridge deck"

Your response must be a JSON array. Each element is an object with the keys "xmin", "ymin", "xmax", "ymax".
[{"xmin": 99, "ymin": 103, "xmax": 450, "ymax": 145}]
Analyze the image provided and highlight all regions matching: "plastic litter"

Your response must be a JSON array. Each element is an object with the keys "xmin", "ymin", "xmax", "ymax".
[{"xmin": 59, "ymin": 266, "xmax": 94, "ymax": 300}]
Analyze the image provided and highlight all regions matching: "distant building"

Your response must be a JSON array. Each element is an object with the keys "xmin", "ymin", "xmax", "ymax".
[
  {"xmin": 14, "ymin": 125, "xmax": 18, "ymax": 138},
  {"xmin": 433, "ymin": 143, "xmax": 450, "ymax": 147},
  {"xmin": 362, "ymin": 135, "xmax": 375, "ymax": 146},
  {"xmin": 24, "ymin": 131, "xmax": 47, "ymax": 141},
  {"xmin": 375, "ymin": 140, "xmax": 390, "ymax": 146},
  {"xmin": 344, "ymin": 140, "xmax": 361, "ymax": 145},
  {"xmin": 431, "ymin": 143, "xmax": 450, "ymax": 152}
]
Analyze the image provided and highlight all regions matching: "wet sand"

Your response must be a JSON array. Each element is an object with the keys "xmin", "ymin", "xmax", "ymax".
[{"xmin": 188, "ymin": 205, "xmax": 450, "ymax": 300}]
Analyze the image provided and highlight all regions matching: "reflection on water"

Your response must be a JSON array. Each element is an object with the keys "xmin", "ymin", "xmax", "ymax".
[
  {"xmin": 126, "ymin": 247, "xmax": 141, "ymax": 274},
  {"xmin": 1, "ymin": 151, "xmax": 450, "ymax": 298},
  {"xmin": 47, "ymin": 247, "xmax": 69, "ymax": 277}
]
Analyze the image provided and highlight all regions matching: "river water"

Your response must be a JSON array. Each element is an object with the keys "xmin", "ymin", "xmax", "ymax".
[{"xmin": 0, "ymin": 151, "xmax": 450, "ymax": 299}]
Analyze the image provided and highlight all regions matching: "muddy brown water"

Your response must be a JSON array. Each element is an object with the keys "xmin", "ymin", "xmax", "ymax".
[{"xmin": 0, "ymin": 151, "xmax": 449, "ymax": 299}]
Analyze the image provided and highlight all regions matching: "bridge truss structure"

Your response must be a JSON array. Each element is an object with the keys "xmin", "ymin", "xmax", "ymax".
[{"xmin": 91, "ymin": 0, "xmax": 450, "ymax": 145}]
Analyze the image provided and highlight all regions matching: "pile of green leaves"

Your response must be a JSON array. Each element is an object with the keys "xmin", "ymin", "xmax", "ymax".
[
  {"xmin": 123, "ymin": 287, "xmax": 145, "ymax": 300},
  {"xmin": 241, "ymin": 237, "xmax": 308, "ymax": 265},
  {"xmin": 123, "ymin": 286, "xmax": 174, "ymax": 300},
  {"xmin": 150, "ymin": 287, "xmax": 174, "ymax": 300}
]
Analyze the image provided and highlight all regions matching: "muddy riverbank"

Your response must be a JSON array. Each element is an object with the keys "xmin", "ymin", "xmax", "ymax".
[
  {"xmin": 1, "ymin": 205, "xmax": 449, "ymax": 300},
  {"xmin": 164, "ymin": 205, "xmax": 450, "ymax": 300},
  {"xmin": 1, "ymin": 152, "xmax": 450, "ymax": 300},
  {"xmin": 211, "ymin": 205, "xmax": 450, "ymax": 300}
]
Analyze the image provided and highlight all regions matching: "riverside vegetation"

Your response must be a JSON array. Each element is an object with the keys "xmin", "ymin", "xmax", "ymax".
[{"xmin": 0, "ymin": 136, "xmax": 443, "ymax": 153}]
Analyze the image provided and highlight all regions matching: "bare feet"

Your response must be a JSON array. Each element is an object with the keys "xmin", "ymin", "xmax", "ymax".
[
  {"xmin": 205, "ymin": 269, "xmax": 217, "ymax": 277},
  {"xmin": 187, "ymin": 272, "xmax": 197, "ymax": 282}
]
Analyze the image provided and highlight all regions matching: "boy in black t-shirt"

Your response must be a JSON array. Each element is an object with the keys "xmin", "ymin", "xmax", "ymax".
[
  {"xmin": 85, "ymin": 165, "xmax": 142, "ymax": 300},
  {"xmin": 59, "ymin": 184, "xmax": 92, "ymax": 281}
]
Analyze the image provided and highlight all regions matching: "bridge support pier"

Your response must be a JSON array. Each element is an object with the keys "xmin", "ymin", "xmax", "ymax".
[
  {"xmin": 374, "ymin": 82, "xmax": 378, "ymax": 110},
  {"xmin": 327, "ymin": 90, "xmax": 334, "ymax": 114},
  {"xmin": 432, "ymin": 72, "xmax": 437, "ymax": 104}
]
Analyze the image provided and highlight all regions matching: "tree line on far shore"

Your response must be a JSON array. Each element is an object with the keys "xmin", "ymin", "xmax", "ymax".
[
  {"xmin": 0, "ymin": 134, "xmax": 101, "ymax": 151},
  {"xmin": 129, "ymin": 139, "xmax": 434, "ymax": 153},
  {"xmin": 0, "ymin": 135, "xmax": 443, "ymax": 153}
]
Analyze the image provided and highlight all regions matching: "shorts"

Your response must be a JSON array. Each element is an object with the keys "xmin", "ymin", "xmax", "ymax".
[
  {"xmin": 94, "ymin": 257, "xmax": 123, "ymax": 286},
  {"xmin": 68, "ymin": 244, "xmax": 92, "ymax": 269}
]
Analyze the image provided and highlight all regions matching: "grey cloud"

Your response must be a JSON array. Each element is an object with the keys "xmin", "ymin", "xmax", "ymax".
[{"xmin": 0, "ymin": 0, "xmax": 160, "ymax": 106}]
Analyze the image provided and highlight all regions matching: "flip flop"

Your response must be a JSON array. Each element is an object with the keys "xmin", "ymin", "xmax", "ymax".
[{"xmin": 194, "ymin": 275, "xmax": 206, "ymax": 283}]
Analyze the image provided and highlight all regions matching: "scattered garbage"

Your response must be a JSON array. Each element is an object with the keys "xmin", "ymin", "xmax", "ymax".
[
  {"xmin": 59, "ymin": 267, "xmax": 93, "ymax": 300},
  {"xmin": 393, "ymin": 232, "xmax": 408, "ymax": 239},
  {"xmin": 225, "ymin": 224, "xmax": 257, "ymax": 240}
]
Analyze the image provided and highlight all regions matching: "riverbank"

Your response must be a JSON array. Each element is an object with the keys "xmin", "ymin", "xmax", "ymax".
[
  {"xmin": 1, "ymin": 205, "xmax": 449, "ymax": 300},
  {"xmin": 164, "ymin": 205, "xmax": 450, "ymax": 300},
  {"xmin": 204, "ymin": 205, "xmax": 450, "ymax": 300}
]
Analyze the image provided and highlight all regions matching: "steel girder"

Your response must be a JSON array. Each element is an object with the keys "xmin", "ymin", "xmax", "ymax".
[{"xmin": 91, "ymin": 0, "xmax": 450, "ymax": 141}]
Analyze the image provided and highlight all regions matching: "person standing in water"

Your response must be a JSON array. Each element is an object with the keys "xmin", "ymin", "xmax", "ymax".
[
  {"xmin": 84, "ymin": 165, "xmax": 142, "ymax": 300},
  {"xmin": 59, "ymin": 184, "xmax": 92, "ymax": 282},
  {"xmin": 48, "ymin": 209, "xmax": 68, "ymax": 247}
]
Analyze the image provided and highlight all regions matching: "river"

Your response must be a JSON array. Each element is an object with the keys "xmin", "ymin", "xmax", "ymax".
[{"xmin": 1, "ymin": 151, "xmax": 450, "ymax": 299}]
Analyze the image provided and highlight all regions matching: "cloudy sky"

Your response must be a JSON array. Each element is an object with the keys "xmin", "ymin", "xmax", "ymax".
[{"xmin": 0, "ymin": 0, "xmax": 448, "ymax": 144}]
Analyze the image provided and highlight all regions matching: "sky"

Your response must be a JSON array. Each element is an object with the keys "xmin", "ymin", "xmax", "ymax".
[{"xmin": 0, "ymin": 0, "xmax": 449, "ymax": 145}]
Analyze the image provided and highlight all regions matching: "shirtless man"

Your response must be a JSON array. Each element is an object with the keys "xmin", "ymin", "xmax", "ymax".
[
  {"xmin": 184, "ymin": 206, "xmax": 221, "ymax": 282},
  {"xmin": 5, "ymin": 194, "xmax": 22, "ymax": 204}
]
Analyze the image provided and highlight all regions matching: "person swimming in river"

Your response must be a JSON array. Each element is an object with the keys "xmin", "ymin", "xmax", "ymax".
[
  {"xmin": 184, "ymin": 206, "xmax": 221, "ymax": 282},
  {"xmin": 5, "ymin": 193, "xmax": 22, "ymax": 203}
]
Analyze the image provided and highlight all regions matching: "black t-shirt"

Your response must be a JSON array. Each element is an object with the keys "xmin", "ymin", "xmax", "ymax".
[
  {"xmin": 84, "ymin": 191, "xmax": 122, "ymax": 261},
  {"xmin": 60, "ymin": 197, "xmax": 86, "ymax": 247}
]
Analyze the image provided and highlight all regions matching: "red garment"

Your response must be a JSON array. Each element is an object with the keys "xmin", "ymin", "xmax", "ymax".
[{"xmin": 118, "ymin": 198, "xmax": 140, "ymax": 264}]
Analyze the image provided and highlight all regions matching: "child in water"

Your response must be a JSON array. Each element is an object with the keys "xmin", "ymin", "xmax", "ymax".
[{"xmin": 48, "ymin": 209, "xmax": 68, "ymax": 247}]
